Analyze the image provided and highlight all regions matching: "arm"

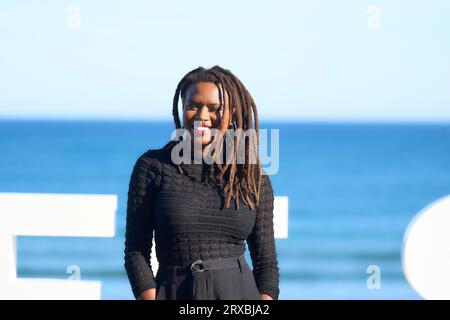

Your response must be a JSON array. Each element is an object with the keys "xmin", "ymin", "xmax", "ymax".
[
  {"xmin": 246, "ymin": 174, "xmax": 280, "ymax": 300},
  {"xmin": 124, "ymin": 155, "xmax": 159, "ymax": 300}
]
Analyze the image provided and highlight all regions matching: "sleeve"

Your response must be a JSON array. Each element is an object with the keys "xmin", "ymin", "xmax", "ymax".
[
  {"xmin": 124, "ymin": 155, "xmax": 160, "ymax": 299},
  {"xmin": 246, "ymin": 174, "xmax": 280, "ymax": 300}
]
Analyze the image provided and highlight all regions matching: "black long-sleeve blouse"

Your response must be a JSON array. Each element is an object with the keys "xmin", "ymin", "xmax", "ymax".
[{"xmin": 124, "ymin": 144, "xmax": 280, "ymax": 300}]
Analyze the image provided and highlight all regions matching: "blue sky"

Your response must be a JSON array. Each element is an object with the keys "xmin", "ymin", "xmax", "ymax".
[{"xmin": 0, "ymin": 0, "xmax": 449, "ymax": 122}]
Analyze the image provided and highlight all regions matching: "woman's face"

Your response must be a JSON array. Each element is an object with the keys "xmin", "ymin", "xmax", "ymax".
[{"xmin": 183, "ymin": 82, "xmax": 230, "ymax": 146}]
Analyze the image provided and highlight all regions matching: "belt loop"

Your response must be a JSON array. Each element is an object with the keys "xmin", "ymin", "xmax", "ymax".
[{"xmin": 237, "ymin": 256, "xmax": 243, "ymax": 274}]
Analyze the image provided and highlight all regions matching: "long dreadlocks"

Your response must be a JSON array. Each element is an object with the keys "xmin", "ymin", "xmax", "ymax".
[{"xmin": 171, "ymin": 65, "xmax": 263, "ymax": 210}]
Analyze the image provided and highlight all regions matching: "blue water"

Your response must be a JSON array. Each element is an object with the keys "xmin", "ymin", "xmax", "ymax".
[{"xmin": 1, "ymin": 120, "xmax": 449, "ymax": 299}]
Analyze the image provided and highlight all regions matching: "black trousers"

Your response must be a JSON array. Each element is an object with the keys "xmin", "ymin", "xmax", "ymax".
[{"xmin": 155, "ymin": 255, "xmax": 261, "ymax": 300}]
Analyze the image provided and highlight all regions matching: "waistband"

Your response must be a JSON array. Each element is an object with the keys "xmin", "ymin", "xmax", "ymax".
[{"xmin": 157, "ymin": 254, "xmax": 246, "ymax": 279}]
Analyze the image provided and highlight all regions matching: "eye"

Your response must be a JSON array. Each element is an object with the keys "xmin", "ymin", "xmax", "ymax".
[
  {"xmin": 209, "ymin": 105, "xmax": 222, "ymax": 112},
  {"xmin": 186, "ymin": 104, "xmax": 198, "ymax": 110}
]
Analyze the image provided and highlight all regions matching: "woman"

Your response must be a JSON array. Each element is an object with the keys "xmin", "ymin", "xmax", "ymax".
[{"xmin": 124, "ymin": 66, "xmax": 279, "ymax": 300}]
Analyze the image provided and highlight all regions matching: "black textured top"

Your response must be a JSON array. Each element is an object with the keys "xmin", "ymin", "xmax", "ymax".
[{"xmin": 124, "ymin": 143, "xmax": 280, "ymax": 300}]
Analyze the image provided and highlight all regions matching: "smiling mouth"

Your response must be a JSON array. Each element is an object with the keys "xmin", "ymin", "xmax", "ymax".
[{"xmin": 192, "ymin": 125, "xmax": 211, "ymax": 136}]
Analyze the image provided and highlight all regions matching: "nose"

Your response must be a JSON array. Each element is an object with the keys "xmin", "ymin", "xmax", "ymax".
[{"xmin": 197, "ymin": 106, "xmax": 210, "ymax": 121}]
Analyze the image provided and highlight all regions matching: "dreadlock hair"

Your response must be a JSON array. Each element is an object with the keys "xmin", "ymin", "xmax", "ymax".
[{"xmin": 171, "ymin": 65, "xmax": 262, "ymax": 210}]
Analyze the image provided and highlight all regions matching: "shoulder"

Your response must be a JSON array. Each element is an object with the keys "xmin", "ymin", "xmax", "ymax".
[{"xmin": 132, "ymin": 144, "xmax": 173, "ymax": 177}]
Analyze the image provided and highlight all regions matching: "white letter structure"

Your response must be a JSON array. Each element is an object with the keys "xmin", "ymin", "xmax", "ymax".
[{"xmin": 0, "ymin": 193, "xmax": 116, "ymax": 299}]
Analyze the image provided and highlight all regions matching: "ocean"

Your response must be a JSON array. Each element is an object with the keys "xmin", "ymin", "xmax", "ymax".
[{"xmin": 1, "ymin": 120, "xmax": 449, "ymax": 299}]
